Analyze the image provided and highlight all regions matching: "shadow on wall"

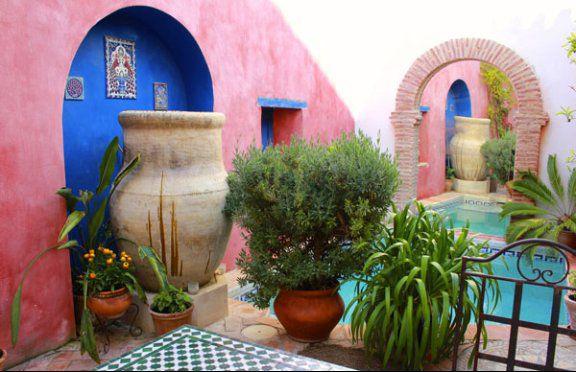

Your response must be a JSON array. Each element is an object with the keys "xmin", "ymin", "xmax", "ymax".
[{"xmin": 62, "ymin": 6, "xmax": 213, "ymax": 194}]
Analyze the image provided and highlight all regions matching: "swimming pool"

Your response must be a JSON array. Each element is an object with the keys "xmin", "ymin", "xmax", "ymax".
[
  {"xmin": 431, "ymin": 196, "xmax": 510, "ymax": 237},
  {"xmin": 339, "ymin": 246, "xmax": 569, "ymax": 325}
]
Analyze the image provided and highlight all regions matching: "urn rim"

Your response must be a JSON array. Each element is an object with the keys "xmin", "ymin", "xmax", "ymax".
[{"xmin": 119, "ymin": 110, "xmax": 225, "ymax": 129}]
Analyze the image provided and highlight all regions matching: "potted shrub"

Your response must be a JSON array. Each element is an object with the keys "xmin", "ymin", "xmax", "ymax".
[
  {"xmin": 480, "ymin": 130, "xmax": 516, "ymax": 194},
  {"xmin": 224, "ymin": 133, "xmax": 399, "ymax": 342},
  {"xmin": 348, "ymin": 202, "xmax": 498, "ymax": 370},
  {"xmin": 565, "ymin": 271, "xmax": 576, "ymax": 330},
  {"xmin": 10, "ymin": 137, "xmax": 142, "ymax": 363},
  {"xmin": 83, "ymin": 247, "xmax": 141, "ymax": 320},
  {"xmin": 500, "ymin": 154, "xmax": 576, "ymax": 254},
  {"xmin": 139, "ymin": 246, "xmax": 193, "ymax": 335}
]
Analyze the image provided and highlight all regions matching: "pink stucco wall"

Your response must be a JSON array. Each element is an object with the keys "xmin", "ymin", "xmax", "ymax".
[
  {"xmin": 417, "ymin": 60, "xmax": 489, "ymax": 199},
  {"xmin": 0, "ymin": 0, "xmax": 354, "ymax": 367}
]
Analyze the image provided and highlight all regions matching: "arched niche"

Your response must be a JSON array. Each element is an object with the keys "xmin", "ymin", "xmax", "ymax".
[
  {"xmin": 62, "ymin": 6, "xmax": 213, "ymax": 193},
  {"xmin": 391, "ymin": 38, "xmax": 548, "ymax": 206},
  {"xmin": 446, "ymin": 79, "xmax": 472, "ymax": 153}
]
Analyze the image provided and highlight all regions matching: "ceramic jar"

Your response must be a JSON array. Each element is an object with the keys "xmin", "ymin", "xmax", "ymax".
[
  {"xmin": 111, "ymin": 111, "xmax": 232, "ymax": 291},
  {"xmin": 449, "ymin": 116, "xmax": 491, "ymax": 181}
]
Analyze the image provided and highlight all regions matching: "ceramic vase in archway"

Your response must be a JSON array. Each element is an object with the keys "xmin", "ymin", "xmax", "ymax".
[
  {"xmin": 449, "ymin": 116, "xmax": 491, "ymax": 194},
  {"xmin": 110, "ymin": 111, "xmax": 232, "ymax": 292}
]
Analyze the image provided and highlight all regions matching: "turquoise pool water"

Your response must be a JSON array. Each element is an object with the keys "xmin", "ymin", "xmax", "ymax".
[
  {"xmin": 432, "ymin": 197, "xmax": 510, "ymax": 237},
  {"xmin": 339, "ymin": 251, "xmax": 569, "ymax": 325}
]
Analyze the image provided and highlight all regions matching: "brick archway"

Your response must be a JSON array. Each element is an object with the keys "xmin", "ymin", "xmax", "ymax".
[{"xmin": 392, "ymin": 38, "xmax": 548, "ymax": 206}]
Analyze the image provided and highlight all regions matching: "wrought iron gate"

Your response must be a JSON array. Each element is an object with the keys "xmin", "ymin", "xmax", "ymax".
[{"xmin": 452, "ymin": 238, "xmax": 576, "ymax": 371}]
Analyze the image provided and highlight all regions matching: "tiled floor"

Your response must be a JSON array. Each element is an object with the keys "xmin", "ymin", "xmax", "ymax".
[{"xmin": 9, "ymin": 296, "xmax": 576, "ymax": 371}]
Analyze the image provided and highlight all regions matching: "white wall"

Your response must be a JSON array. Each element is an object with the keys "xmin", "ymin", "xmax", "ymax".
[{"xmin": 272, "ymin": 0, "xmax": 576, "ymax": 180}]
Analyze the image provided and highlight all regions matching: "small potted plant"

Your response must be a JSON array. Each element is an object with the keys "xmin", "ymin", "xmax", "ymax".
[
  {"xmin": 139, "ymin": 246, "xmax": 194, "ymax": 335},
  {"xmin": 565, "ymin": 271, "xmax": 576, "ymax": 330},
  {"xmin": 224, "ymin": 133, "xmax": 398, "ymax": 342},
  {"xmin": 83, "ymin": 247, "xmax": 142, "ymax": 320},
  {"xmin": 445, "ymin": 165, "xmax": 455, "ymax": 192},
  {"xmin": 480, "ymin": 130, "xmax": 516, "ymax": 195}
]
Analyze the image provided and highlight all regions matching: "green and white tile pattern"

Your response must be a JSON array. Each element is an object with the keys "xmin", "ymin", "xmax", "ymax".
[{"xmin": 96, "ymin": 325, "xmax": 352, "ymax": 371}]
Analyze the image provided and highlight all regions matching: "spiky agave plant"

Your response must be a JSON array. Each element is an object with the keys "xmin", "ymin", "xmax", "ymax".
[
  {"xmin": 500, "ymin": 154, "xmax": 576, "ymax": 242},
  {"xmin": 346, "ymin": 202, "xmax": 498, "ymax": 370}
]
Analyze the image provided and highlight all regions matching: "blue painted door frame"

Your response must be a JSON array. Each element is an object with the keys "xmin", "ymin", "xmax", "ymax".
[{"xmin": 261, "ymin": 108, "xmax": 274, "ymax": 149}]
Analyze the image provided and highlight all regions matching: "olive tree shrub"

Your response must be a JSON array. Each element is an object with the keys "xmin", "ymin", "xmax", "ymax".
[{"xmin": 224, "ymin": 133, "xmax": 399, "ymax": 308}]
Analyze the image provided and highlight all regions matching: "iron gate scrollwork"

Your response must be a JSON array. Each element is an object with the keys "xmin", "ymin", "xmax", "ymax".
[{"xmin": 452, "ymin": 238, "xmax": 576, "ymax": 371}]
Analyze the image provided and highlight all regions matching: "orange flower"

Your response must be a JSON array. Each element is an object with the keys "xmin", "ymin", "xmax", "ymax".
[
  {"xmin": 106, "ymin": 258, "xmax": 113, "ymax": 265},
  {"xmin": 89, "ymin": 272, "xmax": 96, "ymax": 279},
  {"xmin": 127, "ymin": 257, "xmax": 132, "ymax": 262},
  {"xmin": 88, "ymin": 257, "xmax": 94, "ymax": 263},
  {"xmin": 89, "ymin": 249, "xmax": 95, "ymax": 255},
  {"xmin": 122, "ymin": 262, "xmax": 130, "ymax": 269},
  {"xmin": 120, "ymin": 256, "xmax": 126, "ymax": 262},
  {"xmin": 83, "ymin": 253, "xmax": 90, "ymax": 259}
]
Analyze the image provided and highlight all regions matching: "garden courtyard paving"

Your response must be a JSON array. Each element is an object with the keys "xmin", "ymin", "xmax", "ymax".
[{"xmin": 10, "ymin": 297, "xmax": 576, "ymax": 371}]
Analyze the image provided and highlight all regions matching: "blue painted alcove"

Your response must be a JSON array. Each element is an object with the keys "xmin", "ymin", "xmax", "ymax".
[
  {"xmin": 63, "ymin": 6, "xmax": 213, "ymax": 195},
  {"xmin": 445, "ymin": 79, "xmax": 471, "ymax": 151}
]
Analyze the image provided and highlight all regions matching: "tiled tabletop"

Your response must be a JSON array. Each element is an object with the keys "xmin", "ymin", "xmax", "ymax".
[{"xmin": 95, "ymin": 325, "xmax": 352, "ymax": 371}]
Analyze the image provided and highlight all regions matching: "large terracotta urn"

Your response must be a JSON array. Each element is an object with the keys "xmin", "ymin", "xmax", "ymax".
[
  {"xmin": 449, "ymin": 116, "xmax": 491, "ymax": 194},
  {"xmin": 111, "ymin": 111, "xmax": 232, "ymax": 291}
]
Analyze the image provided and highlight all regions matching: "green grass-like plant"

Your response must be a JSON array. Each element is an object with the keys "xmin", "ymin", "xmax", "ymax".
[
  {"xmin": 224, "ymin": 133, "xmax": 399, "ymax": 309},
  {"xmin": 500, "ymin": 154, "xmax": 576, "ymax": 243},
  {"xmin": 347, "ymin": 202, "xmax": 497, "ymax": 370}
]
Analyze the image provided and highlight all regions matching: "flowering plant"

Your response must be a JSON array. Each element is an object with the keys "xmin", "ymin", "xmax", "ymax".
[
  {"xmin": 82, "ymin": 247, "xmax": 142, "ymax": 297},
  {"xmin": 11, "ymin": 137, "xmax": 141, "ymax": 363}
]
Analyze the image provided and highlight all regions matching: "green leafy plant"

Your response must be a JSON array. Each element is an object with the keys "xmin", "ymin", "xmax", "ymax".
[
  {"xmin": 480, "ymin": 63, "xmax": 516, "ymax": 138},
  {"xmin": 347, "ymin": 202, "xmax": 498, "ymax": 370},
  {"xmin": 151, "ymin": 287, "xmax": 192, "ymax": 314},
  {"xmin": 446, "ymin": 166, "xmax": 456, "ymax": 180},
  {"xmin": 139, "ymin": 246, "xmax": 192, "ymax": 314},
  {"xmin": 224, "ymin": 133, "xmax": 399, "ymax": 309},
  {"xmin": 500, "ymin": 154, "xmax": 576, "ymax": 243},
  {"xmin": 11, "ymin": 137, "xmax": 141, "ymax": 363},
  {"xmin": 81, "ymin": 247, "xmax": 143, "ymax": 298},
  {"xmin": 480, "ymin": 130, "xmax": 516, "ymax": 185}
]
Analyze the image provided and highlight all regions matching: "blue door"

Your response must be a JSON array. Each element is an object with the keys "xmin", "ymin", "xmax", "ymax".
[{"xmin": 261, "ymin": 108, "xmax": 274, "ymax": 150}]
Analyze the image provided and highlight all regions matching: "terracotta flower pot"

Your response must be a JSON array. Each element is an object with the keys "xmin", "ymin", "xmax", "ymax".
[
  {"xmin": 444, "ymin": 179, "xmax": 453, "ymax": 192},
  {"xmin": 0, "ymin": 348, "xmax": 7, "ymax": 371},
  {"xmin": 149, "ymin": 304, "xmax": 194, "ymax": 336},
  {"xmin": 559, "ymin": 229, "xmax": 576, "ymax": 270},
  {"xmin": 87, "ymin": 287, "xmax": 132, "ymax": 320},
  {"xmin": 274, "ymin": 287, "xmax": 344, "ymax": 343}
]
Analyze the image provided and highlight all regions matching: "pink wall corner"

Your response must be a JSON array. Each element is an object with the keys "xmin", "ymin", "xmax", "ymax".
[
  {"xmin": 417, "ymin": 60, "xmax": 489, "ymax": 199},
  {"xmin": 0, "ymin": 0, "xmax": 354, "ymax": 367}
]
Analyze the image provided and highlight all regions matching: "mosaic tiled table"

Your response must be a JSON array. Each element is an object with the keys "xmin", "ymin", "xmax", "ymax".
[{"xmin": 95, "ymin": 325, "xmax": 352, "ymax": 371}]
